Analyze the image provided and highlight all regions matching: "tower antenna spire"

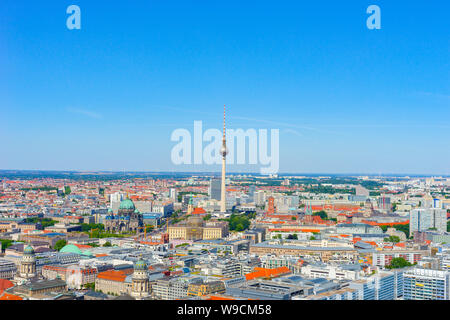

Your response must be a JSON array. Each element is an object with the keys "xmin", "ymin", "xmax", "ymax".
[{"xmin": 223, "ymin": 104, "xmax": 226, "ymax": 139}]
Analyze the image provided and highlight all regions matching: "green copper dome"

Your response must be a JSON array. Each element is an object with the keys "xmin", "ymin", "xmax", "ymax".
[
  {"xmin": 60, "ymin": 244, "xmax": 94, "ymax": 256},
  {"xmin": 24, "ymin": 245, "xmax": 35, "ymax": 254},
  {"xmin": 60, "ymin": 244, "xmax": 83, "ymax": 255},
  {"xmin": 119, "ymin": 199, "xmax": 135, "ymax": 211},
  {"xmin": 134, "ymin": 259, "xmax": 147, "ymax": 271}
]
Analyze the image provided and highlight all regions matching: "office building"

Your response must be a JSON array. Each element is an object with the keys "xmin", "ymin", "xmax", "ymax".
[
  {"xmin": 410, "ymin": 208, "xmax": 447, "ymax": 236},
  {"xmin": 209, "ymin": 178, "xmax": 221, "ymax": 201},
  {"xmin": 404, "ymin": 268, "xmax": 450, "ymax": 300}
]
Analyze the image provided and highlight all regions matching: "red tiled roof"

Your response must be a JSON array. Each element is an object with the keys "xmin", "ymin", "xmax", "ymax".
[
  {"xmin": 192, "ymin": 207, "xmax": 206, "ymax": 215},
  {"xmin": 245, "ymin": 267, "xmax": 291, "ymax": 281},
  {"xmin": 0, "ymin": 293, "xmax": 22, "ymax": 300},
  {"xmin": 97, "ymin": 270, "xmax": 127, "ymax": 282},
  {"xmin": 73, "ymin": 244, "xmax": 92, "ymax": 249},
  {"xmin": 0, "ymin": 279, "xmax": 14, "ymax": 294}
]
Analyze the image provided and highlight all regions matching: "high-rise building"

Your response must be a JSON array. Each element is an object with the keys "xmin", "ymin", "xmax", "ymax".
[
  {"xmin": 110, "ymin": 192, "xmax": 124, "ymax": 213},
  {"xmin": 209, "ymin": 178, "xmax": 221, "ymax": 201},
  {"xmin": 254, "ymin": 191, "xmax": 266, "ymax": 206},
  {"xmin": 248, "ymin": 185, "xmax": 256, "ymax": 202},
  {"xmin": 404, "ymin": 268, "xmax": 450, "ymax": 300},
  {"xmin": 410, "ymin": 208, "xmax": 447, "ymax": 236},
  {"xmin": 378, "ymin": 196, "xmax": 391, "ymax": 211},
  {"xmin": 267, "ymin": 197, "xmax": 276, "ymax": 214},
  {"xmin": 169, "ymin": 188, "xmax": 178, "ymax": 202}
]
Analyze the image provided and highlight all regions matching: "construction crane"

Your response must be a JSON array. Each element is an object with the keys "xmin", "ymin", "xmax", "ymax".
[
  {"xmin": 90, "ymin": 228, "xmax": 99, "ymax": 238},
  {"xmin": 135, "ymin": 226, "xmax": 147, "ymax": 241}
]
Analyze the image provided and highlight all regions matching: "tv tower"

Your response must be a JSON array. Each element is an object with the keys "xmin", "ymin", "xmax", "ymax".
[{"xmin": 220, "ymin": 105, "xmax": 228, "ymax": 214}]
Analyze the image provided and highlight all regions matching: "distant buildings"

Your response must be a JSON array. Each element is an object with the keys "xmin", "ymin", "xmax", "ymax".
[
  {"xmin": 209, "ymin": 178, "xmax": 221, "ymax": 201},
  {"xmin": 152, "ymin": 277, "xmax": 189, "ymax": 300},
  {"xmin": 404, "ymin": 268, "xmax": 450, "ymax": 300},
  {"xmin": 227, "ymin": 279, "xmax": 308, "ymax": 300},
  {"xmin": 409, "ymin": 208, "xmax": 447, "ymax": 236},
  {"xmin": 372, "ymin": 250, "xmax": 426, "ymax": 267},
  {"xmin": 347, "ymin": 271, "xmax": 404, "ymax": 300},
  {"xmin": 249, "ymin": 241, "xmax": 358, "ymax": 263},
  {"xmin": 187, "ymin": 280, "xmax": 225, "ymax": 297},
  {"xmin": 169, "ymin": 188, "xmax": 178, "ymax": 202},
  {"xmin": 110, "ymin": 192, "xmax": 124, "ymax": 213},
  {"xmin": 95, "ymin": 269, "xmax": 133, "ymax": 296},
  {"xmin": 168, "ymin": 215, "xmax": 229, "ymax": 241},
  {"xmin": 104, "ymin": 198, "xmax": 144, "ymax": 233},
  {"xmin": 377, "ymin": 196, "xmax": 391, "ymax": 211},
  {"xmin": 2, "ymin": 174, "xmax": 450, "ymax": 301},
  {"xmin": 0, "ymin": 259, "xmax": 17, "ymax": 280}
]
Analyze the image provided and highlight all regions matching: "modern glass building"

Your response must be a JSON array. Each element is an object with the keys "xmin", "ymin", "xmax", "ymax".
[
  {"xmin": 404, "ymin": 268, "xmax": 449, "ymax": 300},
  {"xmin": 209, "ymin": 178, "xmax": 221, "ymax": 201}
]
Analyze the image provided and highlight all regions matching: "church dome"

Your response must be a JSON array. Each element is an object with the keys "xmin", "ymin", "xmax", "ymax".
[
  {"xmin": 23, "ymin": 245, "xmax": 35, "ymax": 254},
  {"xmin": 119, "ymin": 199, "xmax": 135, "ymax": 211},
  {"xmin": 60, "ymin": 244, "xmax": 83, "ymax": 255},
  {"xmin": 134, "ymin": 259, "xmax": 148, "ymax": 271}
]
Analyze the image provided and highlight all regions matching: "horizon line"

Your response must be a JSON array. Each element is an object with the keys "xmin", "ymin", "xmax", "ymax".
[{"xmin": 0, "ymin": 169, "xmax": 449, "ymax": 178}]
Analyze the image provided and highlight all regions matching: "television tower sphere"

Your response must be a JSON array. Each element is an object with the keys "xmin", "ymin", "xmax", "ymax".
[{"xmin": 220, "ymin": 145, "xmax": 228, "ymax": 157}]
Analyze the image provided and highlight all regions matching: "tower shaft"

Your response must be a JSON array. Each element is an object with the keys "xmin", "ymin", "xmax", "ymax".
[{"xmin": 220, "ymin": 105, "xmax": 227, "ymax": 213}]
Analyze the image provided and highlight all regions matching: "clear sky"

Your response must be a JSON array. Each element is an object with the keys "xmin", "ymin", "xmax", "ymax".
[{"xmin": 1, "ymin": 0, "xmax": 449, "ymax": 174}]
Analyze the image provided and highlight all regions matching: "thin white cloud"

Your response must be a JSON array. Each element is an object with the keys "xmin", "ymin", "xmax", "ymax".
[
  {"xmin": 283, "ymin": 128, "xmax": 304, "ymax": 137},
  {"xmin": 66, "ymin": 107, "xmax": 103, "ymax": 119}
]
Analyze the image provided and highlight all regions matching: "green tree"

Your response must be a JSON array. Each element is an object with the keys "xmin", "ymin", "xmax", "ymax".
[
  {"xmin": 384, "ymin": 236, "xmax": 401, "ymax": 243},
  {"xmin": 103, "ymin": 241, "xmax": 112, "ymax": 247},
  {"xmin": 313, "ymin": 211, "xmax": 328, "ymax": 220},
  {"xmin": 54, "ymin": 239, "xmax": 67, "ymax": 251},
  {"xmin": 0, "ymin": 239, "xmax": 14, "ymax": 251},
  {"xmin": 25, "ymin": 217, "xmax": 57, "ymax": 228},
  {"xmin": 386, "ymin": 257, "xmax": 412, "ymax": 269},
  {"xmin": 64, "ymin": 186, "xmax": 71, "ymax": 195},
  {"xmin": 87, "ymin": 243, "xmax": 100, "ymax": 247},
  {"xmin": 80, "ymin": 223, "xmax": 105, "ymax": 232},
  {"xmin": 228, "ymin": 214, "xmax": 250, "ymax": 231},
  {"xmin": 84, "ymin": 282, "xmax": 95, "ymax": 290}
]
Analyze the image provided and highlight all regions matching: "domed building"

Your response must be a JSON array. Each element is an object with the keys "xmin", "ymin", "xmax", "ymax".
[
  {"xmin": 59, "ymin": 244, "xmax": 94, "ymax": 257},
  {"xmin": 105, "ymin": 197, "xmax": 143, "ymax": 233},
  {"xmin": 131, "ymin": 256, "xmax": 150, "ymax": 299},
  {"xmin": 18, "ymin": 245, "xmax": 37, "ymax": 280}
]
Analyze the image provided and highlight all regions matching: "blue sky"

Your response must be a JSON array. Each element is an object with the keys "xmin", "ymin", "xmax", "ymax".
[{"xmin": 0, "ymin": 0, "xmax": 449, "ymax": 174}]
